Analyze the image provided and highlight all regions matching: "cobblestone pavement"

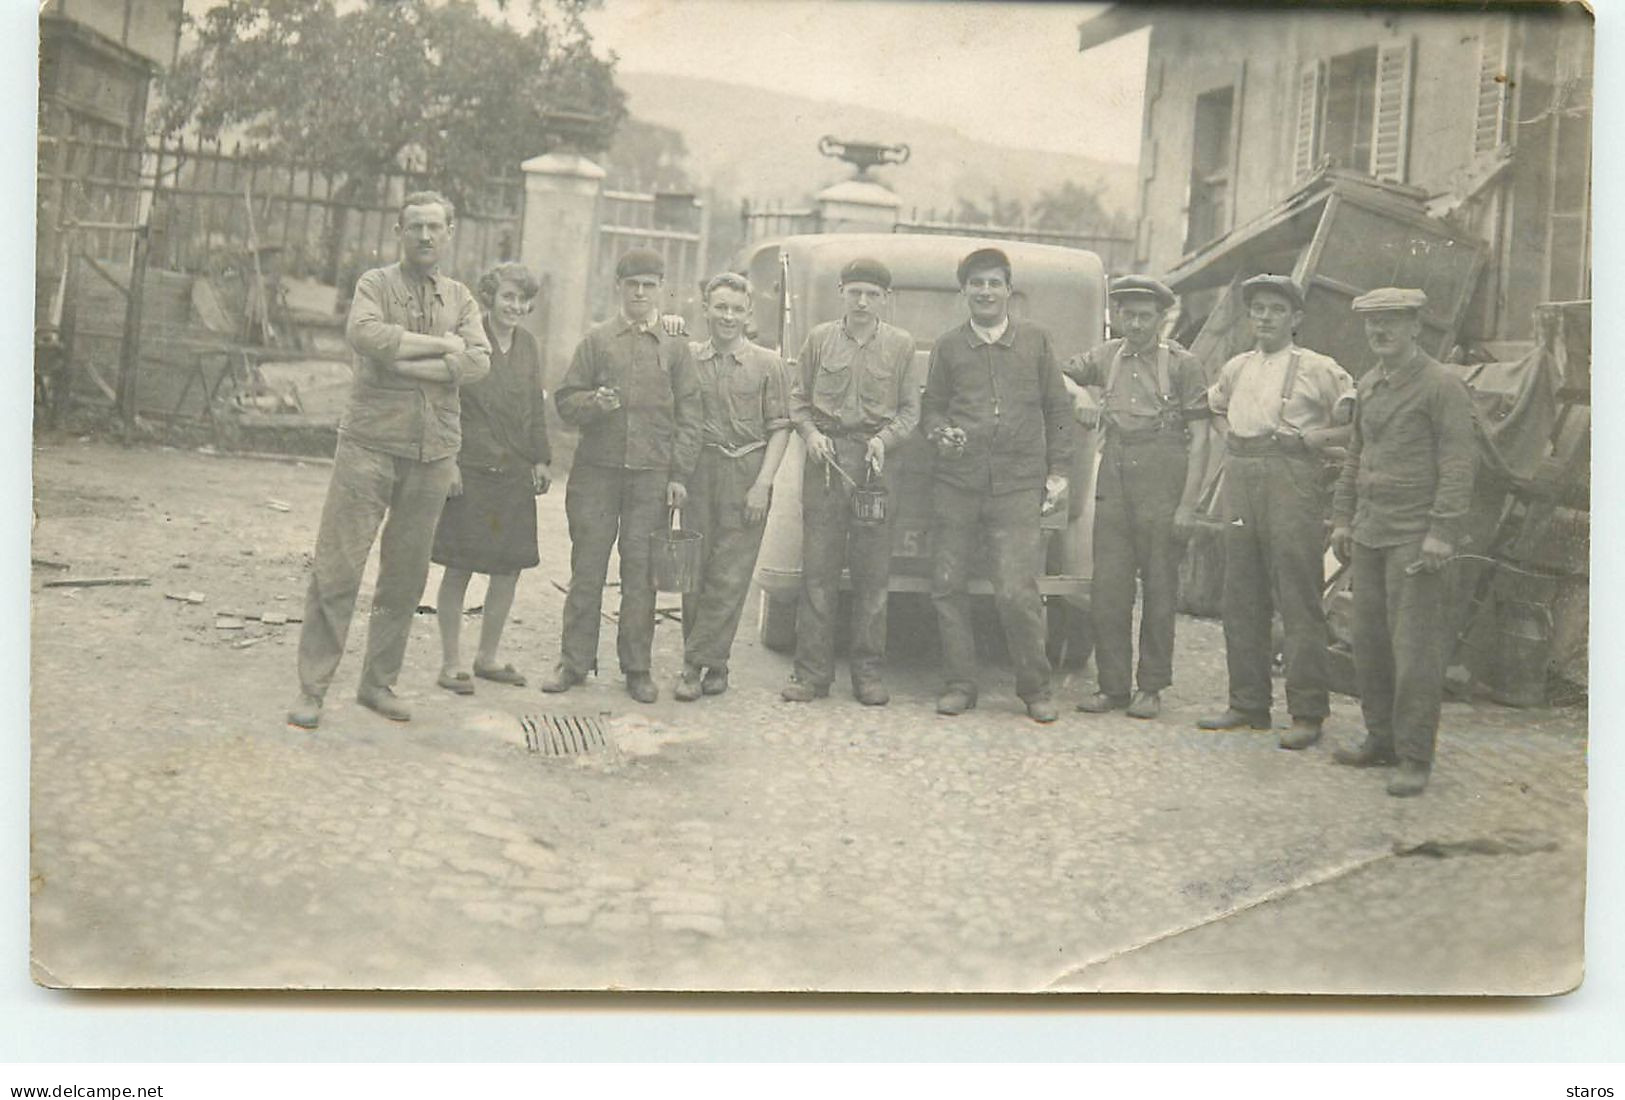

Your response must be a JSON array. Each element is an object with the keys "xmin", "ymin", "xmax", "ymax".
[{"xmin": 28, "ymin": 439, "xmax": 1588, "ymax": 993}]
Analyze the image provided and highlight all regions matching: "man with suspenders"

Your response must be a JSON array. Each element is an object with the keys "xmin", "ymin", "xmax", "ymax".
[
  {"xmin": 1065, "ymin": 275, "xmax": 1211, "ymax": 720},
  {"xmin": 1197, "ymin": 274, "xmax": 1354, "ymax": 748}
]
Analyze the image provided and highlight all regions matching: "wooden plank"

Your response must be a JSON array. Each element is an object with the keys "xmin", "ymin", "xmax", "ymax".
[{"xmin": 43, "ymin": 575, "xmax": 150, "ymax": 588}]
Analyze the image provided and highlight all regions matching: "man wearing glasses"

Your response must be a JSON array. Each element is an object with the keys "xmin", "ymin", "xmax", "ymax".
[{"xmin": 1197, "ymin": 274, "xmax": 1354, "ymax": 749}]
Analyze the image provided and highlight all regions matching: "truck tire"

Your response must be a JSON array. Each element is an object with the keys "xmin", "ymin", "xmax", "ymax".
[{"xmin": 760, "ymin": 590, "xmax": 798, "ymax": 653}]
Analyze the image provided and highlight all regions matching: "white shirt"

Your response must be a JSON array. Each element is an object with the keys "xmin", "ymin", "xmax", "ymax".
[{"xmin": 970, "ymin": 316, "xmax": 1010, "ymax": 345}]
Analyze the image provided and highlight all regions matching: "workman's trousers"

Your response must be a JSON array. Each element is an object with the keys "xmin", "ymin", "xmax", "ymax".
[
  {"xmin": 559, "ymin": 463, "xmax": 666, "ymax": 677},
  {"xmin": 1351, "ymin": 539, "xmax": 1448, "ymax": 765},
  {"xmin": 681, "ymin": 447, "xmax": 769, "ymax": 671},
  {"xmin": 929, "ymin": 483, "xmax": 1052, "ymax": 702},
  {"xmin": 1221, "ymin": 447, "xmax": 1333, "ymax": 721},
  {"xmin": 297, "ymin": 436, "xmax": 456, "ymax": 699},
  {"xmin": 794, "ymin": 436, "xmax": 894, "ymax": 689},
  {"xmin": 1090, "ymin": 436, "xmax": 1187, "ymax": 699}
]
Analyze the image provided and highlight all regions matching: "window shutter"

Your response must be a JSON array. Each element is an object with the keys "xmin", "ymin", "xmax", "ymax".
[
  {"xmin": 1474, "ymin": 17, "xmax": 1512, "ymax": 155},
  {"xmin": 1227, "ymin": 60, "xmax": 1247, "ymax": 226},
  {"xmin": 1372, "ymin": 37, "xmax": 1415, "ymax": 182},
  {"xmin": 1292, "ymin": 59, "xmax": 1325, "ymax": 185}
]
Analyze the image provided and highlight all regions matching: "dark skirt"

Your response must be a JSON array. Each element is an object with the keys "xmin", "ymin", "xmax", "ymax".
[{"xmin": 431, "ymin": 465, "xmax": 539, "ymax": 575}]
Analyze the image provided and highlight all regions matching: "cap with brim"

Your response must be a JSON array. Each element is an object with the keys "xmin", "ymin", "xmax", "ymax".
[
  {"xmin": 839, "ymin": 257, "xmax": 892, "ymax": 290},
  {"xmin": 956, "ymin": 247, "xmax": 1013, "ymax": 287},
  {"xmin": 1240, "ymin": 273, "xmax": 1303, "ymax": 311},
  {"xmin": 614, "ymin": 248, "xmax": 665, "ymax": 280},
  {"xmin": 1351, "ymin": 287, "xmax": 1427, "ymax": 313},
  {"xmin": 1109, "ymin": 274, "xmax": 1176, "ymax": 311}
]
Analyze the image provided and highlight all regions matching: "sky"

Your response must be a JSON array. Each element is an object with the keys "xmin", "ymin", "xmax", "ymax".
[{"xmin": 580, "ymin": 0, "xmax": 1149, "ymax": 163}]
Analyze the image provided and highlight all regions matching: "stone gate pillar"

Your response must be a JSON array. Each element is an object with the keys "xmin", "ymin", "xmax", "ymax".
[
  {"xmin": 815, "ymin": 178, "xmax": 902, "ymax": 233},
  {"xmin": 519, "ymin": 152, "xmax": 606, "ymax": 386}
]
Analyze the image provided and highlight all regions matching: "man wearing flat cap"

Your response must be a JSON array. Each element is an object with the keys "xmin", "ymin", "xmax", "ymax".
[
  {"xmin": 1064, "ymin": 274, "xmax": 1210, "ymax": 720},
  {"xmin": 783, "ymin": 256, "xmax": 919, "ymax": 706},
  {"xmin": 544, "ymin": 247, "xmax": 702, "ymax": 704},
  {"xmin": 1330, "ymin": 287, "xmax": 1476, "ymax": 797},
  {"xmin": 920, "ymin": 247, "xmax": 1073, "ymax": 723},
  {"xmin": 1197, "ymin": 274, "xmax": 1354, "ymax": 749}
]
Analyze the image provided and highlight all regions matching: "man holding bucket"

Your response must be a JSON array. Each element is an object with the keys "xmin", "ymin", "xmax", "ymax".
[
  {"xmin": 674, "ymin": 272, "xmax": 793, "ymax": 702},
  {"xmin": 921, "ymin": 247, "xmax": 1073, "ymax": 724},
  {"xmin": 782, "ymin": 257, "xmax": 919, "ymax": 707},
  {"xmin": 543, "ymin": 248, "xmax": 702, "ymax": 705},
  {"xmin": 1330, "ymin": 287, "xmax": 1476, "ymax": 797},
  {"xmin": 1065, "ymin": 275, "xmax": 1211, "ymax": 721},
  {"xmin": 1197, "ymin": 274, "xmax": 1354, "ymax": 749}
]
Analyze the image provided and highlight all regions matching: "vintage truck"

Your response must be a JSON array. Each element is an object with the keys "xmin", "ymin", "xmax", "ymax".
[{"xmin": 731, "ymin": 232, "xmax": 1109, "ymax": 655}]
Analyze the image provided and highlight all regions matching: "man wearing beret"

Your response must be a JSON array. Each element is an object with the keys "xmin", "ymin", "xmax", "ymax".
[
  {"xmin": 1064, "ymin": 274, "xmax": 1211, "ymax": 720},
  {"xmin": 921, "ymin": 247, "xmax": 1072, "ymax": 723},
  {"xmin": 783, "ymin": 257, "xmax": 919, "ymax": 706},
  {"xmin": 543, "ymin": 247, "xmax": 702, "ymax": 704},
  {"xmin": 288, "ymin": 190, "xmax": 490, "ymax": 730},
  {"xmin": 1330, "ymin": 287, "xmax": 1476, "ymax": 796},
  {"xmin": 1198, "ymin": 274, "xmax": 1354, "ymax": 748}
]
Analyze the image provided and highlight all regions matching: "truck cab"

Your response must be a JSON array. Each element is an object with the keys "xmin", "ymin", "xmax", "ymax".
[{"xmin": 734, "ymin": 232, "xmax": 1108, "ymax": 653}]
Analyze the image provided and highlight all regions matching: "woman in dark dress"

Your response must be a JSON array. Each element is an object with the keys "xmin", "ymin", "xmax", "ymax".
[{"xmin": 433, "ymin": 262, "xmax": 551, "ymax": 693}]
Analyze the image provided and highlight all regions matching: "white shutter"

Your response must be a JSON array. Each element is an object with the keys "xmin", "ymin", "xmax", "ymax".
[
  {"xmin": 1372, "ymin": 38, "xmax": 1415, "ymax": 182},
  {"xmin": 1292, "ymin": 59, "xmax": 1325, "ymax": 185},
  {"xmin": 1474, "ymin": 17, "xmax": 1512, "ymax": 156}
]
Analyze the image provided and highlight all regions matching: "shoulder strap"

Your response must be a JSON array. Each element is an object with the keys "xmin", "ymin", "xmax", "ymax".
[
  {"xmin": 1155, "ymin": 342, "xmax": 1172, "ymax": 402},
  {"xmin": 1104, "ymin": 340, "xmax": 1127, "ymax": 399}
]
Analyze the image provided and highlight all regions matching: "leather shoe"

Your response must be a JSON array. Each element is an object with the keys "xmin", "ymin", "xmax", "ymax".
[
  {"xmin": 357, "ymin": 686, "xmax": 411, "ymax": 722},
  {"xmin": 1126, "ymin": 690, "xmax": 1161, "ymax": 720},
  {"xmin": 936, "ymin": 686, "xmax": 977, "ymax": 716},
  {"xmin": 1025, "ymin": 696, "xmax": 1059, "ymax": 724},
  {"xmin": 853, "ymin": 678, "xmax": 890, "ymax": 706},
  {"xmin": 1076, "ymin": 692, "xmax": 1129, "ymax": 714},
  {"xmin": 625, "ymin": 671, "xmax": 658, "ymax": 704},
  {"xmin": 674, "ymin": 665, "xmax": 703, "ymax": 703},
  {"xmin": 1196, "ymin": 707, "xmax": 1271, "ymax": 731},
  {"xmin": 287, "ymin": 693, "xmax": 322, "ymax": 730},
  {"xmin": 1333, "ymin": 735, "xmax": 1398, "ymax": 768},
  {"xmin": 1386, "ymin": 759, "xmax": 1431, "ymax": 797},
  {"xmin": 539, "ymin": 665, "xmax": 584, "ymax": 694},
  {"xmin": 781, "ymin": 679, "xmax": 829, "ymax": 703},
  {"xmin": 1279, "ymin": 717, "xmax": 1324, "ymax": 750},
  {"xmin": 701, "ymin": 668, "xmax": 729, "ymax": 696}
]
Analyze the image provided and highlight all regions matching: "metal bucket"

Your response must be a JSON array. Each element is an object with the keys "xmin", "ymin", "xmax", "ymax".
[
  {"xmin": 850, "ymin": 467, "xmax": 888, "ymax": 527},
  {"xmin": 650, "ymin": 507, "xmax": 704, "ymax": 593},
  {"xmin": 1491, "ymin": 598, "xmax": 1553, "ymax": 708}
]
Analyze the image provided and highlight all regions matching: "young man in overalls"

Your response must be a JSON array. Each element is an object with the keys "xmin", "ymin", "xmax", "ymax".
[
  {"xmin": 1065, "ymin": 275, "xmax": 1211, "ymax": 720},
  {"xmin": 1197, "ymin": 274, "xmax": 1354, "ymax": 748}
]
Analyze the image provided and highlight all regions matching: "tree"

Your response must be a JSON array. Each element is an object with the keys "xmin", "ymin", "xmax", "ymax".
[
  {"xmin": 158, "ymin": 0, "xmax": 626, "ymax": 213},
  {"xmin": 603, "ymin": 117, "xmax": 693, "ymax": 193},
  {"xmin": 954, "ymin": 189, "xmax": 1026, "ymax": 227},
  {"xmin": 1031, "ymin": 180, "xmax": 1112, "ymax": 231}
]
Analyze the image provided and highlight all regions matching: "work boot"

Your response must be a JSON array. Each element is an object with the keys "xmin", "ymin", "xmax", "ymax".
[
  {"xmin": 1279, "ymin": 717, "xmax": 1324, "ymax": 750},
  {"xmin": 852, "ymin": 677, "xmax": 890, "ymax": 707},
  {"xmin": 1197, "ymin": 707, "xmax": 1271, "ymax": 731},
  {"xmin": 701, "ymin": 667, "xmax": 730, "ymax": 696},
  {"xmin": 1333, "ymin": 735, "xmax": 1399, "ymax": 768},
  {"xmin": 287, "ymin": 693, "xmax": 322, "ymax": 730},
  {"xmin": 1386, "ymin": 759, "xmax": 1431, "ymax": 797},
  {"xmin": 625, "ymin": 671, "xmax": 658, "ymax": 704},
  {"xmin": 780, "ymin": 678, "xmax": 829, "ymax": 703},
  {"xmin": 1126, "ymin": 690, "xmax": 1161, "ymax": 720},
  {"xmin": 539, "ymin": 665, "xmax": 584, "ymax": 694},
  {"xmin": 936, "ymin": 686, "xmax": 977, "ymax": 716},
  {"xmin": 356, "ymin": 685, "xmax": 411, "ymax": 722},
  {"xmin": 674, "ymin": 664, "xmax": 703, "ymax": 703},
  {"xmin": 1076, "ymin": 691, "xmax": 1130, "ymax": 714},
  {"xmin": 1025, "ymin": 695, "xmax": 1059, "ymax": 724}
]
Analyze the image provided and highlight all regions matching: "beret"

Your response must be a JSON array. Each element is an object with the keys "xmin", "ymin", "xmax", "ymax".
[
  {"xmin": 614, "ymin": 248, "xmax": 665, "ymax": 280},
  {"xmin": 1240, "ymin": 273, "xmax": 1304, "ymax": 311},
  {"xmin": 956, "ymin": 247, "xmax": 1013, "ymax": 286},
  {"xmin": 1109, "ymin": 274, "xmax": 1176, "ymax": 310},
  {"xmin": 1351, "ymin": 287, "xmax": 1428, "ymax": 313},
  {"xmin": 839, "ymin": 257, "xmax": 892, "ymax": 290}
]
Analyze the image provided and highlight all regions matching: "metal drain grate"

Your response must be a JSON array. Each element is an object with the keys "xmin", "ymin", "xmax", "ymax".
[{"xmin": 521, "ymin": 713, "xmax": 611, "ymax": 756}]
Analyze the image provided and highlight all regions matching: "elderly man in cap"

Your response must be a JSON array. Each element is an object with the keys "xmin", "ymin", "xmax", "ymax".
[
  {"xmin": 783, "ymin": 257, "xmax": 918, "ymax": 706},
  {"xmin": 287, "ymin": 190, "xmax": 490, "ymax": 730},
  {"xmin": 544, "ymin": 247, "xmax": 702, "ymax": 704},
  {"xmin": 1330, "ymin": 287, "xmax": 1476, "ymax": 796},
  {"xmin": 1198, "ymin": 274, "xmax": 1354, "ymax": 748},
  {"xmin": 921, "ymin": 247, "xmax": 1072, "ymax": 723},
  {"xmin": 1064, "ymin": 275, "xmax": 1211, "ymax": 720}
]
